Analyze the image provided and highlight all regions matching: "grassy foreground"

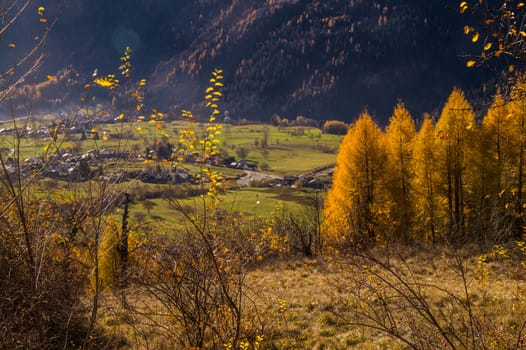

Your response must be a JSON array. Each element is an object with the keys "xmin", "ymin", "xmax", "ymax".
[{"xmin": 98, "ymin": 243, "xmax": 526, "ymax": 349}]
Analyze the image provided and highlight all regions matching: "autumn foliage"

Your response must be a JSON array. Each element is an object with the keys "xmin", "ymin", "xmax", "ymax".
[{"xmin": 324, "ymin": 85, "xmax": 526, "ymax": 247}]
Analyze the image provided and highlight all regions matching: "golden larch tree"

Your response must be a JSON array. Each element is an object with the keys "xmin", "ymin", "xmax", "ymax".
[
  {"xmin": 506, "ymin": 74, "xmax": 526, "ymax": 224},
  {"xmin": 323, "ymin": 111, "xmax": 386, "ymax": 246},
  {"xmin": 474, "ymin": 92, "xmax": 513, "ymax": 238},
  {"xmin": 481, "ymin": 91, "xmax": 509, "ymax": 192},
  {"xmin": 412, "ymin": 115, "xmax": 441, "ymax": 242},
  {"xmin": 384, "ymin": 101, "xmax": 417, "ymax": 241},
  {"xmin": 435, "ymin": 88, "xmax": 477, "ymax": 241}
]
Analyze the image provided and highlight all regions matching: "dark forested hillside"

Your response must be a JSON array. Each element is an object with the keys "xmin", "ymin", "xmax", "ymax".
[
  {"xmin": 6, "ymin": 0, "xmax": 496, "ymax": 124},
  {"xmin": 148, "ymin": 0, "xmax": 478, "ymax": 123}
]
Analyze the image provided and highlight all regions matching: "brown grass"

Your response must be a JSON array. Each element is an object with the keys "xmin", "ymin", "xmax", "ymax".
[{"xmin": 96, "ymin": 244, "xmax": 526, "ymax": 349}]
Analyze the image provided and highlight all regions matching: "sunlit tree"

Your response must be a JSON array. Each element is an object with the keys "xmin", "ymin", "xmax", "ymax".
[
  {"xmin": 412, "ymin": 116, "xmax": 441, "ymax": 242},
  {"xmin": 384, "ymin": 101, "xmax": 416, "ymax": 241},
  {"xmin": 435, "ymin": 88, "xmax": 477, "ymax": 241},
  {"xmin": 506, "ymin": 75, "xmax": 526, "ymax": 220},
  {"xmin": 323, "ymin": 111, "xmax": 386, "ymax": 246}
]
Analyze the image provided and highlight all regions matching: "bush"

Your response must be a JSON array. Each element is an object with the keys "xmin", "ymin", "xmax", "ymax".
[{"xmin": 322, "ymin": 120, "xmax": 349, "ymax": 135}]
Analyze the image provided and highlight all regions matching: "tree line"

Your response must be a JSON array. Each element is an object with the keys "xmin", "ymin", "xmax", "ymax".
[{"xmin": 323, "ymin": 78, "xmax": 526, "ymax": 247}]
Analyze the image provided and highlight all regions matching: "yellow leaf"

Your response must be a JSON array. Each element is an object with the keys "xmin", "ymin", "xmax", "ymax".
[
  {"xmin": 47, "ymin": 75, "xmax": 56, "ymax": 81},
  {"xmin": 93, "ymin": 77, "xmax": 114, "ymax": 88},
  {"xmin": 484, "ymin": 42, "xmax": 492, "ymax": 50},
  {"xmin": 136, "ymin": 127, "xmax": 142, "ymax": 133},
  {"xmin": 472, "ymin": 32, "xmax": 479, "ymax": 42},
  {"xmin": 509, "ymin": 64, "xmax": 515, "ymax": 72},
  {"xmin": 518, "ymin": 2, "xmax": 525, "ymax": 9},
  {"xmin": 139, "ymin": 79, "xmax": 147, "ymax": 86},
  {"xmin": 466, "ymin": 60, "xmax": 476, "ymax": 67},
  {"xmin": 39, "ymin": 18, "xmax": 47, "ymax": 23},
  {"xmin": 118, "ymin": 113, "xmax": 125, "ymax": 120},
  {"xmin": 205, "ymin": 94, "xmax": 213, "ymax": 100},
  {"xmin": 37, "ymin": 6, "xmax": 45, "ymax": 16},
  {"xmin": 521, "ymin": 31, "xmax": 526, "ymax": 37},
  {"xmin": 205, "ymin": 87, "xmax": 214, "ymax": 93},
  {"xmin": 460, "ymin": 1, "xmax": 468, "ymax": 13},
  {"xmin": 213, "ymin": 91, "xmax": 222, "ymax": 96},
  {"xmin": 8, "ymin": 43, "xmax": 15, "ymax": 48}
]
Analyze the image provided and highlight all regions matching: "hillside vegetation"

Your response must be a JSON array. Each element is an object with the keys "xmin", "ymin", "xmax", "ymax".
[{"xmin": 3, "ymin": 1, "xmax": 526, "ymax": 349}]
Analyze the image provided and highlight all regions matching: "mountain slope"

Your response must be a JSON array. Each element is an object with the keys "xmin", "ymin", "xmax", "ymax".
[
  {"xmin": 147, "ymin": 0, "xmax": 486, "ymax": 124},
  {"xmin": 4, "ymin": 0, "xmax": 491, "ymax": 124}
]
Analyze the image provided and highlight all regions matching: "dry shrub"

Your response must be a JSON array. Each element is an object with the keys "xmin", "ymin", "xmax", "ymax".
[
  {"xmin": 131, "ymin": 211, "xmax": 264, "ymax": 349},
  {"xmin": 327, "ymin": 244, "xmax": 526, "ymax": 349},
  {"xmin": 0, "ymin": 200, "xmax": 90, "ymax": 349}
]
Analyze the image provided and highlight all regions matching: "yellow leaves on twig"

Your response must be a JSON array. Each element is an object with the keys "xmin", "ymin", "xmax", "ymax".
[
  {"xmin": 460, "ymin": 1, "xmax": 468, "ymax": 14},
  {"xmin": 37, "ymin": 6, "xmax": 47, "ymax": 23},
  {"xmin": 93, "ymin": 75, "xmax": 119, "ymax": 90}
]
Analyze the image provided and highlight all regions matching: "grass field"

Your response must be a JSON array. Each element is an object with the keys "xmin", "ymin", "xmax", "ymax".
[
  {"xmin": 219, "ymin": 124, "xmax": 341, "ymax": 174},
  {"xmin": 99, "ymin": 246, "xmax": 526, "ymax": 349},
  {"xmin": 1, "ymin": 118, "xmax": 339, "ymax": 231},
  {"xmin": 0, "ymin": 119, "xmax": 341, "ymax": 175},
  {"xmin": 127, "ymin": 186, "xmax": 322, "ymax": 230}
]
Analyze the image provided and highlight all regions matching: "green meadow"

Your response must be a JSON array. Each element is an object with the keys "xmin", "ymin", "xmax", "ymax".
[
  {"xmin": 0, "ymin": 120, "xmax": 341, "ymax": 175},
  {"xmin": 2, "ymin": 118, "xmax": 339, "ymax": 227}
]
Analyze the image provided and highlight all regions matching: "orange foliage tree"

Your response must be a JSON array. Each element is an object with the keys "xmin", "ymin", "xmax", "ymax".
[
  {"xmin": 384, "ymin": 101, "xmax": 416, "ymax": 241},
  {"xmin": 323, "ymin": 111, "xmax": 386, "ymax": 246}
]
